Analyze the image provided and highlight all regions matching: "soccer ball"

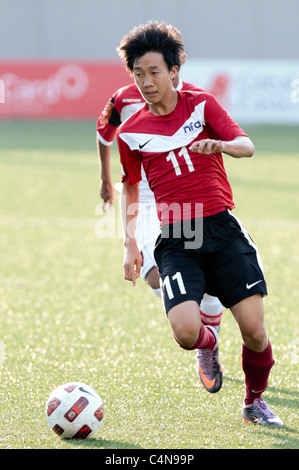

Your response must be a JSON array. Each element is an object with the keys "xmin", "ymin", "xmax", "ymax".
[{"xmin": 46, "ymin": 382, "xmax": 104, "ymax": 439}]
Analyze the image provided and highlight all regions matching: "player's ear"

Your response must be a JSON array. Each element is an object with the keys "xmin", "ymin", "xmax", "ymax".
[
  {"xmin": 181, "ymin": 53, "xmax": 187, "ymax": 65},
  {"xmin": 170, "ymin": 65, "xmax": 179, "ymax": 81}
]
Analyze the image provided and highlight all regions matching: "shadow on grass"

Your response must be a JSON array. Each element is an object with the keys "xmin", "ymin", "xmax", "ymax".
[
  {"xmin": 224, "ymin": 374, "xmax": 299, "ymax": 403},
  {"xmin": 65, "ymin": 437, "xmax": 144, "ymax": 449}
]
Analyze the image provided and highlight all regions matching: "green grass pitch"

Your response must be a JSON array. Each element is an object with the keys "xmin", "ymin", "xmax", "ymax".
[{"xmin": 0, "ymin": 121, "xmax": 298, "ymax": 449}]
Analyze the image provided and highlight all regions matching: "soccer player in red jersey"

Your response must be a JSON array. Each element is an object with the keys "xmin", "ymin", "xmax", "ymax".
[
  {"xmin": 116, "ymin": 21, "xmax": 283, "ymax": 426},
  {"xmin": 96, "ymin": 58, "xmax": 224, "ymax": 391}
]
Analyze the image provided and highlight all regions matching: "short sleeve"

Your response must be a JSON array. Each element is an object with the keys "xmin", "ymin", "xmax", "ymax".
[
  {"xmin": 117, "ymin": 134, "xmax": 142, "ymax": 186},
  {"xmin": 96, "ymin": 95, "xmax": 122, "ymax": 145},
  {"xmin": 204, "ymin": 94, "xmax": 247, "ymax": 141}
]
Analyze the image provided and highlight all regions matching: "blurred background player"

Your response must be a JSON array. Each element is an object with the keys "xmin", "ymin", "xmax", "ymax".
[{"xmin": 96, "ymin": 55, "xmax": 224, "ymax": 392}]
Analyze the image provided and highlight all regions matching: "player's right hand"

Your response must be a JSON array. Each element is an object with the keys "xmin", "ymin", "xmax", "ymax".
[
  {"xmin": 123, "ymin": 242, "xmax": 142, "ymax": 286},
  {"xmin": 100, "ymin": 181, "xmax": 117, "ymax": 212}
]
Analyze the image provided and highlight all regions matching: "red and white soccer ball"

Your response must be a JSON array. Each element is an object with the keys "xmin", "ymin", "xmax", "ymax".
[{"xmin": 46, "ymin": 382, "xmax": 104, "ymax": 439}]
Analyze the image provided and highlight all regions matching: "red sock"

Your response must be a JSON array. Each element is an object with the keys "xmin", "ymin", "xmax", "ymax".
[
  {"xmin": 242, "ymin": 341, "xmax": 275, "ymax": 405},
  {"xmin": 173, "ymin": 324, "xmax": 216, "ymax": 351}
]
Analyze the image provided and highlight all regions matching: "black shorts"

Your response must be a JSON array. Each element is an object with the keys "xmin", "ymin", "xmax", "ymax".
[{"xmin": 154, "ymin": 210, "xmax": 267, "ymax": 314}]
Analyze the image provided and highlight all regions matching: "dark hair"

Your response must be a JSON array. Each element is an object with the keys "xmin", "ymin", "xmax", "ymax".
[{"xmin": 117, "ymin": 21, "xmax": 184, "ymax": 72}]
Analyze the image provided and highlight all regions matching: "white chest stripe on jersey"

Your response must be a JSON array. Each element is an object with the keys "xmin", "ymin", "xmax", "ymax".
[
  {"xmin": 119, "ymin": 101, "xmax": 206, "ymax": 153},
  {"xmin": 120, "ymin": 102, "xmax": 145, "ymax": 124}
]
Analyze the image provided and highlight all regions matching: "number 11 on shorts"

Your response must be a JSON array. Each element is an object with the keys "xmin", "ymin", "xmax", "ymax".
[{"xmin": 163, "ymin": 272, "xmax": 186, "ymax": 299}]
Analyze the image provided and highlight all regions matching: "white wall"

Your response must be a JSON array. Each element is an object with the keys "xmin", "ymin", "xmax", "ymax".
[{"xmin": 0, "ymin": 0, "xmax": 298, "ymax": 60}]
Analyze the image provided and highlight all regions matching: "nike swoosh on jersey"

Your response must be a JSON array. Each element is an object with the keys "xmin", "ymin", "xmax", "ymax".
[
  {"xmin": 246, "ymin": 280, "xmax": 263, "ymax": 289},
  {"xmin": 139, "ymin": 138, "xmax": 154, "ymax": 149},
  {"xmin": 119, "ymin": 101, "xmax": 206, "ymax": 153}
]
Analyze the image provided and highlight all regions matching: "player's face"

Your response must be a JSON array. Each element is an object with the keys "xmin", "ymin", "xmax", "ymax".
[{"xmin": 132, "ymin": 52, "xmax": 178, "ymax": 109}]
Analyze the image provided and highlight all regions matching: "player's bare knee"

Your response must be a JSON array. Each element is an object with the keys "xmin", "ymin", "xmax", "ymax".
[
  {"xmin": 242, "ymin": 325, "xmax": 268, "ymax": 352},
  {"xmin": 169, "ymin": 315, "xmax": 200, "ymax": 348},
  {"xmin": 175, "ymin": 327, "xmax": 197, "ymax": 348},
  {"xmin": 168, "ymin": 300, "xmax": 201, "ymax": 347}
]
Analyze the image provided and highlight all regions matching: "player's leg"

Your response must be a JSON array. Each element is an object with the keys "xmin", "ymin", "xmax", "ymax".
[
  {"xmin": 144, "ymin": 265, "xmax": 161, "ymax": 295},
  {"xmin": 136, "ymin": 201, "xmax": 162, "ymax": 296},
  {"xmin": 231, "ymin": 293, "xmax": 268, "ymax": 352},
  {"xmin": 167, "ymin": 300, "xmax": 223, "ymax": 394},
  {"xmin": 155, "ymin": 230, "xmax": 223, "ymax": 393},
  {"xmin": 210, "ymin": 212, "xmax": 283, "ymax": 425},
  {"xmin": 196, "ymin": 294, "xmax": 224, "ymax": 392},
  {"xmin": 140, "ymin": 245, "xmax": 161, "ymax": 296},
  {"xmin": 154, "ymin": 218, "xmax": 225, "ymax": 392},
  {"xmin": 230, "ymin": 294, "xmax": 283, "ymax": 426},
  {"xmin": 168, "ymin": 300, "xmax": 214, "ymax": 349},
  {"xmin": 200, "ymin": 294, "xmax": 223, "ymax": 332}
]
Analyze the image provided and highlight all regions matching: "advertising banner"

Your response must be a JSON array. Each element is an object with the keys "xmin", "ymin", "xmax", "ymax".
[
  {"xmin": 0, "ymin": 59, "xmax": 299, "ymax": 123},
  {"xmin": 182, "ymin": 58, "xmax": 299, "ymax": 124},
  {"xmin": 0, "ymin": 61, "xmax": 133, "ymax": 120}
]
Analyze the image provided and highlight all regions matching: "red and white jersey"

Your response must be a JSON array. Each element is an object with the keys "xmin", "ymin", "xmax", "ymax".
[
  {"xmin": 117, "ymin": 90, "xmax": 247, "ymax": 224},
  {"xmin": 97, "ymin": 83, "xmax": 144, "ymax": 146},
  {"xmin": 96, "ymin": 81, "xmax": 205, "ymax": 203}
]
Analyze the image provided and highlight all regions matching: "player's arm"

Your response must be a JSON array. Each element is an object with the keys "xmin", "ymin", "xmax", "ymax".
[
  {"xmin": 190, "ymin": 135, "xmax": 255, "ymax": 158},
  {"xmin": 96, "ymin": 94, "xmax": 122, "ymax": 211},
  {"xmin": 190, "ymin": 93, "xmax": 254, "ymax": 158},
  {"xmin": 97, "ymin": 138, "xmax": 116, "ymax": 211},
  {"xmin": 121, "ymin": 181, "xmax": 142, "ymax": 286}
]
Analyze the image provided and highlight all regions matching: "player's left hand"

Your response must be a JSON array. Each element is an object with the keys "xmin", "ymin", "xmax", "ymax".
[{"xmin": 190, "ymin": 139, "xmax": 224, "ymax": 155}]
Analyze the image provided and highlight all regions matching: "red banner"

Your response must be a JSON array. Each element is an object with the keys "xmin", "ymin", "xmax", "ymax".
[{"xmin": 0, "ymin": 61, "xmax": 133, "ymax": 120}]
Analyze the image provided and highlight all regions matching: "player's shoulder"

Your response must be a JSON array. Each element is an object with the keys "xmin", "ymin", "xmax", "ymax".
[
  {"xmin": 113, "ymin": 83, "xmax": 143, "ymax": 105},
  {"xmin": 181, "ymin": 81, "xmax": 206, "ymax": 93},
  {"xmin": 179, "ymin": 88, "xmax": 213, "ymax": 104}
]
